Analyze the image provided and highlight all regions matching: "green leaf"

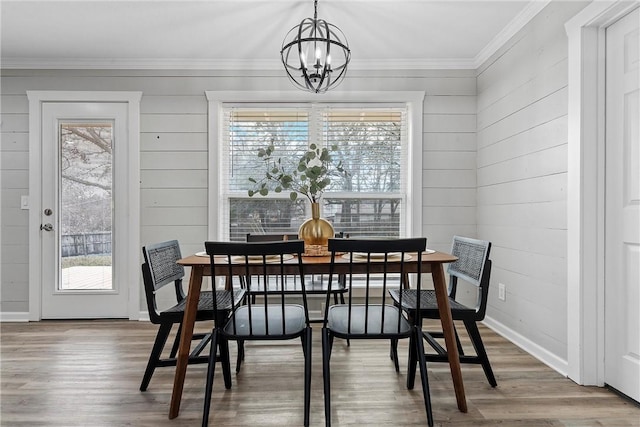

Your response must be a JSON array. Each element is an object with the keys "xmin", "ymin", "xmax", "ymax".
[
  {"xmin": 248, "ymin": 177, "xmax": 256, "ymax": 183},
  {"xmin": 275, "ymin": 186, "xmax": 282, "ymax": 193},
  {"xmin": 248, "ymin": 190, "xmax": 254, "ymax": 197},
  {"xmin": 289, "ymin": 192, "xmax": 298, "ymax": 201},
  {"xmin": 259, "ymin": 188, "xmax": 269, "ymax": 196}
]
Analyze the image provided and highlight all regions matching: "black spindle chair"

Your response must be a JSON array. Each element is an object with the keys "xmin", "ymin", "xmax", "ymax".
[
  {"xmin": 321, "ymin": 237, "xmax": 434, "ymax": 427},
  {"xmin": 245, "ymin": 232, "xmax": 348, "ymax": 306},
  {"xmin": 202, "ymin": 240, "xmax": 312, "ymax": 427}
]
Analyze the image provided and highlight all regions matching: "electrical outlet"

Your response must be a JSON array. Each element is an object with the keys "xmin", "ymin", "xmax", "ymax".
[{"xmin": 498, "ymin": 283, "xmax": 506, "ymax": 301}]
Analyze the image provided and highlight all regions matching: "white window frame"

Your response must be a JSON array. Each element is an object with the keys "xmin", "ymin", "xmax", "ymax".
[{"xmin": 205, "ymin": 91, "xmax": 425, "ymax": 241}]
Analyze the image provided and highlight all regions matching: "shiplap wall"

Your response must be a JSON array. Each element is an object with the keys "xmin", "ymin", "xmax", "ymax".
[
  {"xmin": 476, "ymin": 1, "xmax": 588, "ymax": 361},
  {"xmin": 0, "ymin": 69, "xmax": 476, "ymax": 313}
]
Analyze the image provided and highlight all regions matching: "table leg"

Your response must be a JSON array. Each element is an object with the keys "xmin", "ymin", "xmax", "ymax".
[
  {"xmin": 432, "ymin": 262, "xmax": 468, "ymax": 413},
  {"xmin": 169, "ymin": 266, "xmax": 203, "ymax": 419}
]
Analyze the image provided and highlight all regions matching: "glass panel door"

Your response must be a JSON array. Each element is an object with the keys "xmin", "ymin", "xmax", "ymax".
[
  {"xmin": 40, "ymin": 101, "xmax": 129, "ymax": 319},
  {"xmin": 59, "ymin": 122, "xmax": 113, "ymax": 291}
]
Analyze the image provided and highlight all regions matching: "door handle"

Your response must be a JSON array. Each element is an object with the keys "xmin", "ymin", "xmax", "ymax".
[{"xmin": 40, "ymin": 223, "xmax": 53, "ymax": 232}]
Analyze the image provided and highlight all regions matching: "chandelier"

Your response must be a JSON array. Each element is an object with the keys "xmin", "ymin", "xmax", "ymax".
[{"xmin": 280, "ymin": 0, "xmax": 351, "ymax": 94}]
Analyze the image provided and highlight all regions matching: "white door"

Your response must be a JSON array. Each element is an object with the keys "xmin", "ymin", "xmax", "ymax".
[
  {"xmin": 40, "ymin": 102, "xmax": 130, "ymax": 318},
  {"xmin": 604, "ymin": 7, "xmax": 640, "ymax": 402}
]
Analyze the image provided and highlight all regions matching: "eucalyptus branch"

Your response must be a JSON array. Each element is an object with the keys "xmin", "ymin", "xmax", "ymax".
[{"xmin": 248, "ymin": 143, "xmax": 347, "ymax": 204}]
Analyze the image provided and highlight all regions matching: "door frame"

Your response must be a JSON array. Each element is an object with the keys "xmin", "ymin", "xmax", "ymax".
[
  {"xmin": 27, "ymin": 91, "xmax": 142, "ymax": 321},
  {"xmin": 565, "ymin": 1, "xmax": 639, "ymax": 386}
]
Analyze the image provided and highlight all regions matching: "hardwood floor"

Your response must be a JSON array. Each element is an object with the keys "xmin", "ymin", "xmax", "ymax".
[{"xmin": 1, "ymin": 320, "xmax": 638, "ymax": 426}]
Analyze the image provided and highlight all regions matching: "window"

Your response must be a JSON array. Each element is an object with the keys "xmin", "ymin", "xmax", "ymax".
[{"xmin": 207, "ymin": 91, "xmax": 424, "ymax": 242}]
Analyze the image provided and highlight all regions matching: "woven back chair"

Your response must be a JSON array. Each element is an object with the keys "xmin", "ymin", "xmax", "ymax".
[
  {"xmin": 140, "ymin": 240, "xmax": 244, "ymax": 391},
  {"xmin": 389, "ymin": 235, "xmax": 496, "ymax": 387}
]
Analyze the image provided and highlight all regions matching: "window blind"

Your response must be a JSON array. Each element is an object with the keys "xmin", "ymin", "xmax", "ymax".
[
  {"xmin": 319, "ymin": 107, "xmax": 407, "ymax": 237},
  {"xmin": 220, "ymin": 105, "xmax": 408, "ymax": 241}
]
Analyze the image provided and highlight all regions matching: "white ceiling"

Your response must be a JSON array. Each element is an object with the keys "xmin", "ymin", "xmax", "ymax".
[{"xmin": 1, "ymin": 0, "xmax": 547, "ymax": 70}]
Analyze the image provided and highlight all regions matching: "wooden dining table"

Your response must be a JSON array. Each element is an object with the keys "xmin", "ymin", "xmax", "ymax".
[{"xmin": 169, "ymin": 250, "xmax": 466, "ymax": 419}]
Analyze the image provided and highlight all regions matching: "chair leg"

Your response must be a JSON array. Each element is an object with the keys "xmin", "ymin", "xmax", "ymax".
[
  {"xmin": 218, "ymin": 336, "xmax": 232, "ymax": 390},
  {"xmin": 464, "ymin": 320, "xmax": 497, "ymax": 387},
  {"xmin": 321, "ymin": 327, "xmax": 332, "ymax": 427},
  {"xmin": 140, "ymin": 322, "xmax": 173, "ymax": 391},
  {"xmin": 454, "ymin": 325, "xmax": 465, "ymax": 356},
  {"xmin": 202, "ymin": 329, "xmax": 220, "ymax": 427},
  {"xmin": 169, "ymin": 323, "xmax": 183, "ymax": 358},
  {"xmin": 390, "ymin": 338, "xmax": 400, "ymax": 372},
  {"xmin": 406, "ymin": 329, "xmax": 418, "ymax": 390},
  {"xmin": 414, "ymin": 327, "xmax": 434, "ymax": 427},
  {"xmin": 236, "ymin": 339, "xmax": 245, "ymax": 373},
  {"xmin": 302, "ymin": 327, "xmax": 312, "ymax": 427}
]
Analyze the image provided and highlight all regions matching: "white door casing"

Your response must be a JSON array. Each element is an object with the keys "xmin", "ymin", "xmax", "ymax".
[
  {"xmin": 27, "ymin": 91, "xmax": 142, "ymax": 320},
  {"xmin": 565, "ymin": 1, "xmax": 639, "ymax": 387},
  {"xmin": 604, "ymin": 7, "xmax": 640, "ymax": 401}
]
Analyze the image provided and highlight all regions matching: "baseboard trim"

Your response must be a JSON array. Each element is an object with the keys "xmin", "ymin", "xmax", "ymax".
[
  {"xmin": 0, "ymin": 312, "xmax": 151, "ymax": 323},
  {"xmin": 0, "ymin": 312, "xmax": 30, "ymax": 322},
  {"xmin": 483, "ymin": 315, "xmax": 569, "ymax": 378}
]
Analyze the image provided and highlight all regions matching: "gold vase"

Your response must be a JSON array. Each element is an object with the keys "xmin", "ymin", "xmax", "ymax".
[{"xmin": 298, "ymin": 202, "xmax": 334, "ymax": 254}]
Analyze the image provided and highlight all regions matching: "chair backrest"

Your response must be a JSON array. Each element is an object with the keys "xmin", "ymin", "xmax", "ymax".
[
  {"xmin": 447, "ymin": 235, "xmax": 492, "ymax": 318},
  {"xmin": 324, "ymin": 237, "xmax": 427, "ymax": 334},
  {"xmin": 205, "ymin": 239, "xmax": 309, "ymax": 336},
  {"xmin": 141, "ymin": 240, "xmax": 185, "ymax": 323}
]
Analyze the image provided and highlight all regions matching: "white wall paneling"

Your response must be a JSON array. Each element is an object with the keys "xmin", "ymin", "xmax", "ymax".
[
  {"xmin": 476, "ymin": 1, "xmax": 589, "ymax": 374},
  {"xmin": 3, "ymin": 72, "xmax": 475, "ymax": 315}
]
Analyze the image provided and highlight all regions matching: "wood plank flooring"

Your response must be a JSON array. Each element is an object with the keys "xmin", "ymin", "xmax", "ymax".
[{"xmin": 1, "ymin": 320, "xmax": 638, "ymax": 426}]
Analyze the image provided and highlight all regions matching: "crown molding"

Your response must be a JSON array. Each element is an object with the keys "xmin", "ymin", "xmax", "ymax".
[
  {"xmin": 0, "ymin": 57, "xmax": 483, "ymax": 71},
  {"xmin": 473, "ymin": 0, "xmax": 551, "ymax": 68},
  {"xmin": 0, "ymin": 58, "xmax": 281, "ymax": 70}
]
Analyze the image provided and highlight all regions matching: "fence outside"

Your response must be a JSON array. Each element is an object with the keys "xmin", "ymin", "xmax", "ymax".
[{"xmin": 61, "ymin": 232, "xmax": 111, "ymax": 257}]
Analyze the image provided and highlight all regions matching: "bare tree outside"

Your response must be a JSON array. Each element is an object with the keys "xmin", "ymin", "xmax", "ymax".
[{"xmin": 59, "ymin": 123, "xmax": 113, "ymax": 290}]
